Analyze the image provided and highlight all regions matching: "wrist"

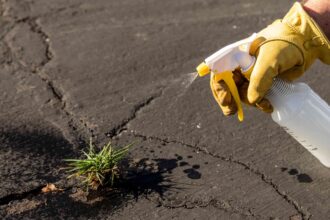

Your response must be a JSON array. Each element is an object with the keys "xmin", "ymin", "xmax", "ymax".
[{"xmin": 303, "ymin": 0, "xmax": 330, "ymax": 39}]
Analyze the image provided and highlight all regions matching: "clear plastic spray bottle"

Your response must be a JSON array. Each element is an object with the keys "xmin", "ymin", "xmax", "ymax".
[{"xmin": 266, "ymin": 79, "xmax": 330, "ymax": 167}]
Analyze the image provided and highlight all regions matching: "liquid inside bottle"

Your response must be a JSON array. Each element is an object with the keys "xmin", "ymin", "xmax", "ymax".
[{"xmin": 266, "ymin": 79, "xmax": 330, "ymax": 167}]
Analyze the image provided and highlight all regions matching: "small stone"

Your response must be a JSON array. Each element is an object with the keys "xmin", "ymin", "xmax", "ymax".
[
  {"xmin": 41, "ymin": 183, "xmax": 62, "ymax": 193},
  {"xmin": 290, "ymin": 214, "xmax": 302, "ymax": 220},
  {"xmin": 145, "ymin": 160, "xmax": 153, "ymax": 165}
]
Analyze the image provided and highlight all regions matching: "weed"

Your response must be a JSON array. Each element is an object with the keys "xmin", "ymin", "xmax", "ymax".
[{"xmin": 65, "ymin": 139, "xmax": 132, "ymax": 189}]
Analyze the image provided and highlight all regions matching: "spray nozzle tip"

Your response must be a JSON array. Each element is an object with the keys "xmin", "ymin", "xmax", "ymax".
[{"xmin": 196, "ymin": 62, "xmax": 210, "ymax": 77}]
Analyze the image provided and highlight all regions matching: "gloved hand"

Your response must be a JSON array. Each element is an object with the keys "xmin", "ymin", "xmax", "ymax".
[{"xmin": 211, "ymin": 2, "xmax": 330, "ymax": 115}]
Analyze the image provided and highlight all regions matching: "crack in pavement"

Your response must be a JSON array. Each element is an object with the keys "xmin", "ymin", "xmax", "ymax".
[
  {"xmin": 0, "ymin": 186, "xmax": 44, "ymax": 206},
  {"xmin": 106, "ymin": 72, "xmax": 197, "ymax": 140},
  {"xmin": 0, "ymin": 185, "xmax": 73, "ymax": 207},
  {"xmin": 0, "ymin": 0, "xmax": 98, "ymax": 143},
  {"xmin": 1, "ymin": 13, "xmax": 94, "ymax": 144},
  {"xmin": 131, "ymin": 132, "xmax": 311, "ymax": 220},
  {"xmin": 154, "ymin": 197, "xmax": 260, "ymax": 218},
  {"xmin": 17, "ymin": 18, "xmax": 53, "ymax": 70},
  {"xmin": 106, "ymin": 89, "xmax": 164, "ymax": 138}
]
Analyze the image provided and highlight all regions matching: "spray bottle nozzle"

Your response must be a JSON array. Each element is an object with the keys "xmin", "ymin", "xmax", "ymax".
[{"xmin": 196, "ymin": 62, "xmax": 210, "ymax": 77}]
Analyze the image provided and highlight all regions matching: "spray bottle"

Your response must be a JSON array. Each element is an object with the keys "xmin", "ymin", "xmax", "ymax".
[{"xmin": 196, "ymin": 34, "xmax": 330, "ymax": 167}]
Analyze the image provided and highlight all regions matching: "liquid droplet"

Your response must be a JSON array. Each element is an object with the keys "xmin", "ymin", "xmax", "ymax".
[
  {"xmin": 166, "ymin": 72, "xmax": 200, "ymax": 109},
  {"xmin": 181, "ymin": 72, "xmax": 198, "ymax": 88}
]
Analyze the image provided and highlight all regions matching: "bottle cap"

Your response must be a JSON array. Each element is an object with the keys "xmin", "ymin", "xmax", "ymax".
[{"xmin": 196, "ymin": 62, "xmax": 210, "ymax": 77}]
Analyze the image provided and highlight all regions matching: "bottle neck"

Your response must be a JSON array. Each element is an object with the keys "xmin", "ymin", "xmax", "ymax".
[
  {"xmin": 267, "ymin": 78, "xmax": 295, "ymax": 98},
  {"xmin": 266, "ymin": 78, "xmax": 309, "ymax": 122}
]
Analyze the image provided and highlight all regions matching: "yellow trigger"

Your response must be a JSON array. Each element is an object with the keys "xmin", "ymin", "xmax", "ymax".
[{"xmin": 213, "ymin": 71, "xmax": 244, "ymax": 122}]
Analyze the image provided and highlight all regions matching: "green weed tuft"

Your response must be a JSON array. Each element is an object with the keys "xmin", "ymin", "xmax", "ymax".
[{"xmin": 65, "ymin": 139, "xmax": 132, "ymax": 189}]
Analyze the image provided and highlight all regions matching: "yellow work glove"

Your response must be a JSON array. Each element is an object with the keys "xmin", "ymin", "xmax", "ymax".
[{"xmin": 211, "ymin": 2, "xmax": 330, "ymax": 115}]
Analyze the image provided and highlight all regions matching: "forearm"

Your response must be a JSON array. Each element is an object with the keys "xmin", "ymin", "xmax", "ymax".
[{"xmin": 303, "ymin": 0, "xmax": 330, "ymax": 39}]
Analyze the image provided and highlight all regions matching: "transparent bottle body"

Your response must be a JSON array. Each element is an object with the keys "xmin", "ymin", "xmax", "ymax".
[{"xmin": 266, "ymin": 79, "xmax": 330, "ymax": 167}]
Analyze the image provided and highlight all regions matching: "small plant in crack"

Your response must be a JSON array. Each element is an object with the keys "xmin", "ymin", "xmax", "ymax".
[{"xmin": 65, "ymin": 139, "xmax": 133, "ymax": 190}]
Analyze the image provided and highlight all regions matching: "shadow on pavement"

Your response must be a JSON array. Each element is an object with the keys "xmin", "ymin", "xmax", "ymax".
[
  {"xmin": 0, "ymin": 129, "xmax": 77, "ymax": 159},
  {"xmin": 117, "ymin": 157, "xmax": 178, "ymax": 200},
  {"xmin": 2, "ymin": 137, "xmax": 179, "ymax": 218},
  {"xmin": 0, "ymin": 129, "xmax": 77, "ymax": 184}
]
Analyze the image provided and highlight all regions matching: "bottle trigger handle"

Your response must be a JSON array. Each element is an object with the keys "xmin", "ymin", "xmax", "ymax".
[{"xmin": 213, "ymin": 71, "xmax": 244, "ymax": 122}]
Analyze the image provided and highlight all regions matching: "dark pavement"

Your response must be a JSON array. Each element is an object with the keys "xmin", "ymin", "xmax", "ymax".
[{"xmin": 0, "ymin": 0, "xmax": 330, "ymax": 219}]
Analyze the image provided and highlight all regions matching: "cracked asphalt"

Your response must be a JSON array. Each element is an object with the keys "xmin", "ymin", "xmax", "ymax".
[{"xmin": 0, "ymin": 0, "xmax": 330, "ymax": 219}]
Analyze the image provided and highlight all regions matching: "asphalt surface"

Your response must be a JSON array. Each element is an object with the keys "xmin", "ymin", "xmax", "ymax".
[{"xmin": 0, "ymin": 0, "xmax": 330, "ymax": 219}]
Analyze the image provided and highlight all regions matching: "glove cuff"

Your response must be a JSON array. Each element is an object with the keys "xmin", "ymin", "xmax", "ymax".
[{"xmin": 283, "ymin": 2, "xmax": 330, "ymax": 65}]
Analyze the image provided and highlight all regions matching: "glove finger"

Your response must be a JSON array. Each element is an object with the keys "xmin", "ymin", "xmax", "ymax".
[
  {"xmin": 232, "ymin": 68, "xmax": 245, "ymax": 86},
  {"xmin": 248, "ymin": 41, "xmax": 304, "ymax": 104},
  {"xmin": 210, "ymin": 77, "xmax": 237, "ymax": 115},
  {"xmin": 256, "ymin": 98, "xmax": 273, "ymax": 113},
  {"xmin": 221, "ymin": 104, "xmax": 238, "ymax": 116},
  {"xmin": 238, "ymin": 81, "xmax": 253, "ymax": 106},
  {"xmin": 238, "ymin": 81, "xmax": 273, "ymax": 113},
  {"xmin": 217, "ymin": 81, "xmax": 238, "ymax": 115},
  {"xmin": 218, "ymin": 81, "xmax": 232, "ymax": 106},
  {"xmin": 248, "ymin": 53, "xmax": 278, "ymax": 104},
  {"xmin": 210, "ymin": 69, "xmax": 246, "ymax": 116}
]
